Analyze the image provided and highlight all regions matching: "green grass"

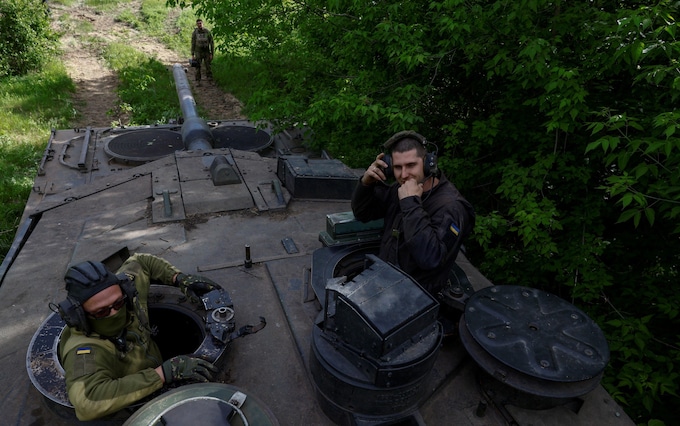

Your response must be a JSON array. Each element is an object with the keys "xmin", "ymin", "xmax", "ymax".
[
  {"xmin": 211, "ymin": 55, "xmax": 263, "ymax": 115},
  {"xmin": 85, "ymin": 0, "xmax": 134, "ymax": 11},
  {"xmin": 45, "ymin": 0, "xmax": 75, "ymax": 6},
  {"xmin": 0, "ymin": 62, "xmax": 75, "ymax": 258},
  {"xmin": 116, "ymin": 0, "xmax": 196, "ymax": 57},
  {"xmin": 103, "ymin": 43, "xmax": 182, "ymax": 125}
]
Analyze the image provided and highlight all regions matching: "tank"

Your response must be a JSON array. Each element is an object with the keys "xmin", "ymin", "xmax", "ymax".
[{"xmin": 0, "ymin": 65, "xmax": 633, "ymax": 426}]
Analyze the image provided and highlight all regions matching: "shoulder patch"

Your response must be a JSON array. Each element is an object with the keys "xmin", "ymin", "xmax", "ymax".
[
  {"xmin": 73, "ymin": 347, "xmax": 96, "ymax": 378},
  {"xmin": 443, "ymin": 221, "xmax": 461, "ymax": 250},
  {"xmin": 449, "ymin": 223, "xmax": 460, "ymax": 236},
  {"xmin": 124, "ymin": 272, "xmax": 135, "ymax": 281}
]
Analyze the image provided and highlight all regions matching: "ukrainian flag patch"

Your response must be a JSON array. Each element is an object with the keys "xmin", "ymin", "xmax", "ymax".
[
  {"xmin": 73, "ymin": 347, "xmax": 96, "ymax": 377},
  {"xmin": 449, "ymin": 223, "xmax": 460, "ymax": 236}
]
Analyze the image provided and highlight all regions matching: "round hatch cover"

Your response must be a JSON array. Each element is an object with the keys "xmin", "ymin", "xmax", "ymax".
[
  {"xmin": 212, "ymin": 124, "xmax": 272, "ymax": 151},
  {"xmin": 105, "ymin": 129, "xmax": 182, "ymax": 162},
  {"xmin": 123, "ymin": 383, "xmax": 279, "ymax": 426},
  {"xmin": 460, "ymin": 285, "xmax": 609, "ymax": 386}
]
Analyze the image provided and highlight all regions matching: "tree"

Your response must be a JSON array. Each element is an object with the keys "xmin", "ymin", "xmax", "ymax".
[
  {"xmin": 0, "ymin": 0, "xmax": 57, "ymax": 78},
  {"xmin": 170, "ymin": 0, "xmax": 680, "ymax": 422}
]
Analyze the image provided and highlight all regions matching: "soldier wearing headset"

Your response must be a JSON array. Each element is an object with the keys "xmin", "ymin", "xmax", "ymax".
[
  {"xmin": 55, "ymin": 253, "xmax": 221, "ymax": 421},
  {"xmin": 352, "ymin": 130, "xmax": 475, "ymax": 296}
]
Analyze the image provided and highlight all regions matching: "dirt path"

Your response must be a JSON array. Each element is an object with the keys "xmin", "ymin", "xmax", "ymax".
[{"xmin": 50, "ymin": 1, "xmax": 244, "ymax": 128}]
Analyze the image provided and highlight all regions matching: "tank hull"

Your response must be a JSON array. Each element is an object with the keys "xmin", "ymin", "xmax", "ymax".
[{"xmin": 0, "ymin": 124, "xmax": 632, "ymax": 426}]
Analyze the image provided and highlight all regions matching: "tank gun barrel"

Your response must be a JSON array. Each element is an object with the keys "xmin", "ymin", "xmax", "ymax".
[{"xmin": 172, "ymin": 63, "xmax": 213, "ymax": 150}]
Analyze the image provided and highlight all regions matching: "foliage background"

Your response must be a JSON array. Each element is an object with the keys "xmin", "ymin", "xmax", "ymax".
[
  {"xmin": 172, "ymin": 0, "xmax": 680, "ymax": 423},
  {"xmin": 0, "ymin": 0, "xmax": 57, "ymax": 77}
]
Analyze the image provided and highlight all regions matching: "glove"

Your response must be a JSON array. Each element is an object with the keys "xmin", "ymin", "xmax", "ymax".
[
  {"xmin": 162, "ymin": 355, "xmax": 218, "ymax": 384},
  {"xmin": 175, "ymin": 273, "xmax": 222, "ymax": 299}
]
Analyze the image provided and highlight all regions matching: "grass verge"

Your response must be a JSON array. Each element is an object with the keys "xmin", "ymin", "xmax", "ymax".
[
  {"xmin": 0, "ymin": 62, "xmax": 76, "ymax": 260},
  {"xmin": 103, "ymin": 43, "xmax": 182, "ymax": 125}
]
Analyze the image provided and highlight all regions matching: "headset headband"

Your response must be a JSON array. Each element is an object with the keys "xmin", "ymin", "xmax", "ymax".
[
  {"xmin": 381, "ymin": 130, "xmax": 438, "ymax": 178},
  {"xmin": 383, "ymin": 130, "xmax": 427, "ymax": 151}
]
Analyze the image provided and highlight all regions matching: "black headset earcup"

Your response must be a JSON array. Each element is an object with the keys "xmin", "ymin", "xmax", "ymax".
[
  {"xmin": 424, "ymin": 152, "xmax": 437, "ymax": 176},
  {"xmin": 57, "ymin": 297, "xmax": 91, "ymax": 335},
  {"xmin": 382, "ymin": 153, "xmax": 393, "ymax": 180}
]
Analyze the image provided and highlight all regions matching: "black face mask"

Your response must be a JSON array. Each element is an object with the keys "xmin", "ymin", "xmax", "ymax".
[{"xmin": 89, "ymin": 305, "xmax": 128, "ymax": 338}]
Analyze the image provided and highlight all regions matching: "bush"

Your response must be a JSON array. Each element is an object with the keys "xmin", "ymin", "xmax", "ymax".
[{"xmin": 0, "ymin": 0, "xmax": 58, "ymax": 77}]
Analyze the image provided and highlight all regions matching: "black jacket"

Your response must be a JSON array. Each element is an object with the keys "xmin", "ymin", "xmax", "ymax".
[{"xmin": 351, "ymin": 174, "xmax": 475, "ymax": 294}]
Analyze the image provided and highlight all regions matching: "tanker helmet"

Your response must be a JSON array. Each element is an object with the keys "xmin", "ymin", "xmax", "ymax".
[{"xmin": 64, "ymin": 261, "xmax": 121, "ymax": 304}]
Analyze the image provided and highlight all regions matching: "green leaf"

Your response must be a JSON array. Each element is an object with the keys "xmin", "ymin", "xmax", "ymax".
[
  {"xmin": 588, "ymin": 122, "xmax": 605, "ymax": 135},
  {"xmin": 634, "ymin": 164, "xmax": 649, "ymax": 179},
  {"xmin": 664, "ymin": 125, "xmax": 675, "ymax": 138},
  {"xmin": 621, "ymin": 193, "xmax": 633, "ymax": 208},
  {"xmin": 643, "ymin": 393, "xmax": 654, "ymax": 413},
  {"xmin": 585, "ymin": 140, "xmax": 601, "ymax": 153},
  {"xmin": 617, "ymin": 209, "xmax": 639, "ymax": 225},
  {"xmin": 644, "ymin": 208, "xmax": 655, "ymax": 226}
]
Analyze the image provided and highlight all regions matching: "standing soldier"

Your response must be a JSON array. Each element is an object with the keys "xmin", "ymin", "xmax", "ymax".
[{"xmin": 191, "ymin": 19, "xmax": 214, "ymax": 86}]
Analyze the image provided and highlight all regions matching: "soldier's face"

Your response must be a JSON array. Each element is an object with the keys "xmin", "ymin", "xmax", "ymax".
[
  {"xmin": 391, "ymin": 149, "xmax": 425, "ymax": 184},
  {"xmin": 197, "ymin": 21, "xmax": 203, "ymax": 29},
  {"xmin": 83, "ymin": 285, "xmax": 124, "ymax": 319}
]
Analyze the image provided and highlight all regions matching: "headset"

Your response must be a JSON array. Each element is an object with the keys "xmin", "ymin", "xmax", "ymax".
[
  {"xmin": 381, "ymin": 130, "xmax": 438, "ymax": 180},
  {"xmin": 51, "ymin": 274, "xmax": 137, "ymax": 336}
]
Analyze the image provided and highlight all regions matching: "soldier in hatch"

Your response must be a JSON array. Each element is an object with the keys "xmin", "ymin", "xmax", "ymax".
[
  {"xmin": 352, "ymin": 130, "xmax": 475, "ymax": 297},
  {"xmin": 56, "ymin": 253, "xmax": 221, "ymax": 421}
]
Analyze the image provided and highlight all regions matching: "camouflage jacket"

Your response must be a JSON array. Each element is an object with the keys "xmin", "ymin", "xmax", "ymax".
[
  {"xmin": 59, "ymin": 253, "xmax": 181, "ymax": 421},
  {"xmin": 191, "ymin": 28, "xmax": 214, "ymax": 55}
]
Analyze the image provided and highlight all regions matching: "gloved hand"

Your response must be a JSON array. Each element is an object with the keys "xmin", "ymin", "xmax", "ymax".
[
  {"xmin": 175, "ymin": 273, "xmax": 222, "ymax": 299},
  {"xmin": 161, "ymin": 355, "xmax": 218, "ymax": 384}
]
